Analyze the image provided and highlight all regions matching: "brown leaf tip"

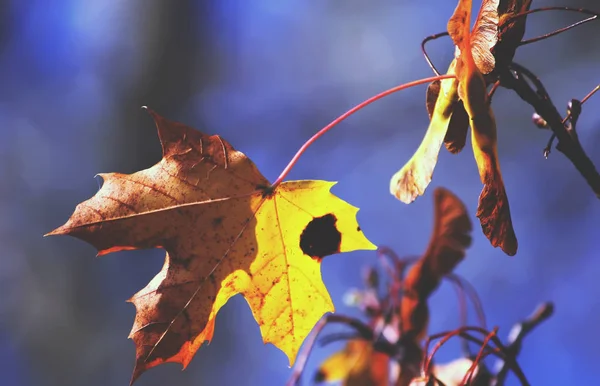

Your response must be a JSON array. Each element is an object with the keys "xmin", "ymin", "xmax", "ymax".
[
  {"xmin": 299, "ymin": 214, "xmax": 342, "ymax": 261},
  {"xmin": 143, "ymin": 107, "xmax": 190, "ymax": 157},
  {"xmin": 141, "ymin": 107, "xmax": 257, "ymax": 177},
  {"xmin": 476, "ymin": 182, "xmax": 518, "ymax": 256},
  {"xmin": 390, "ymin": 166, "xmax": 429, "ymax": 204}
]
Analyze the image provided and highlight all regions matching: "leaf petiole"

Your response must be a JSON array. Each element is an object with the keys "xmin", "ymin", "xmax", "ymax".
[{"xmin": 271, "ymin": 74, "xmax": 456, "ymax": 188}]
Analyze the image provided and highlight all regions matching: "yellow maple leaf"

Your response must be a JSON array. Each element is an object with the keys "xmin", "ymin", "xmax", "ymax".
[{"xmin": 46, "ymin": 108, "xmax": 376, "ymax": 383}]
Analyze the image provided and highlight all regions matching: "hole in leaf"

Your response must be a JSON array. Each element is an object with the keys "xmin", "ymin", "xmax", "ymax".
[{"xmin": 299, "ymin": 214, "xmax": 341, "ymax": 260}]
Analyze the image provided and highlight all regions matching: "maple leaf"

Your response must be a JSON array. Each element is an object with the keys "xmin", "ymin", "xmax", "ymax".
[
  {"xmin": 314, "ymin": 339, "xmax": 389, "ymax": 386},
  {"xmin": 46, "ymin": 108, "xmax": 376, "ymax": 383},
  {"xmin": 392, "ymin": 0, "xmax": 517, "ymax": 256}
]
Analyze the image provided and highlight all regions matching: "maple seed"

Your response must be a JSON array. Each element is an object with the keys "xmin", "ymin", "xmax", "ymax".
[{"xmin": 299, "ymin": 214, "xmax": 342, "ymax": 260}]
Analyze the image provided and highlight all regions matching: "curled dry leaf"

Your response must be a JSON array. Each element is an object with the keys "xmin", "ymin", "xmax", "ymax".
[
  {"xmin": 443, "ymin": 100, "xmax": 470, "ymax": 154},
  {"xmin": 401, "ymin": 187, "xmax": 472, "ymax": 342},
  {"xmin": 47, "ymin": 108, "xmax": 376, "ymax": 383},
  {"xmin": 448, "ymin": 0, "xmax": 518, "ymax": 256},
  {"xmin": 422, "ymin": 187, "xmax": 472, "ymax": 275},
  {"xmin": 314, "ymin": 339, "xmax": 389, "ymax": 386},
  {"xmin": 470, "ymin": 0, "xmax": 499, "ymax": 75},
  {"xmin": 426, "ymin": 80, "xmax": 470, "ymax": 154},
  {"xmin": 396, "ymin": 187, "xmax": 472, "ymax": 386}
]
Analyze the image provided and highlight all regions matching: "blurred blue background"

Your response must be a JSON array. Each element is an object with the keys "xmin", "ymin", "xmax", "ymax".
[{"xmin": 1, "ymin": 0, "xmax": 599, "ymax": 385}]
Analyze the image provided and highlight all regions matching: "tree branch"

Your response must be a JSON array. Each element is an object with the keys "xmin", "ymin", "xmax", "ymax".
[
  {"xmin": 501, "ymin": 63, "xmax": 600, "ymax": 197},
  {"xmin": 491, "ymin": 302, "xmax": 554, "ymax": 386}
]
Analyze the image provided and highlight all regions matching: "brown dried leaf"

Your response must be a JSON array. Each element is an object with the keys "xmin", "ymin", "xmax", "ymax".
[
  {"xmin": 447, "ymin": 0, "xmax": 472, "ymax": 53},
  {"xmin": 448, "ymin": 0, "xmax": 518, "ymax": 256},
  {"xmin": 422, "ymin": 187, "xmax": 472, "ymax": 276},
  {"xmin": 398, "ymin": 188, "xmax": 473, "ymax": 386},
  {"xmin": 494, "ymin": 0, "xmax": 533, "ymax": 69},
  {"xmin": 426, "ymin": 80, "xmax": 442, "ymax": 120},
  {"xmin": 426, "ymin": 79, "xmax": 469, "ymax": 155},
  {"xmin": 443, "ymin": 100, "xmax": 470, "ymax": 154},
  {"xmin": 470, "ymin": 0, "xmax": 500, "ymax": 74},
  {"xmin": 476, "ymin": 172, "xmax": 518, "ymax": 255}
]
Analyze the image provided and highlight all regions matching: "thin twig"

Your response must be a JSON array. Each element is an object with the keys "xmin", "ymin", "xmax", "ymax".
[
  {"xmin": 421, "ymin": 32, "xmax": 449, "ymax": 76},
  {"xmin": 445, "ymin": 275, "xmax": 472, "ymax": 357},
  {"xmin": 423, "ymin": 326, "xmax": 529, "ymax": 386},
  {"xmin": 451, "ymin": 274, "xmax": 486, "ymax": 329},
  {"xmin": 423, "ymin": 327, "xmax": 503, "ymax": 378},
  {"xmin": 492, "ymin": 303, "xmax": 554, "ymax": 386},
  {"xmin": 506, "ymin": 7, "xmax": 599, "ymax": 46},
  {"xmin": 462, "ymin": 328, "xmax": 498, "ymax": 385}
]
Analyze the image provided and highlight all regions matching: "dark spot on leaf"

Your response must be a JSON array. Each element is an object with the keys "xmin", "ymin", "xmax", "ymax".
[
  {"xmin": 356, "ymin": 226, "xmax": 361, "ymax": 231},
  {"xmin": 212, "ymin": 216, "xmax": 223, "ymax": 227},
  {"xmin": 299, "ymin": 214, "xmax": 341, "ymax": 260},
  {"xmin": 257, "ymin": 184, "xmax": 275, "ymax": 198}
]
